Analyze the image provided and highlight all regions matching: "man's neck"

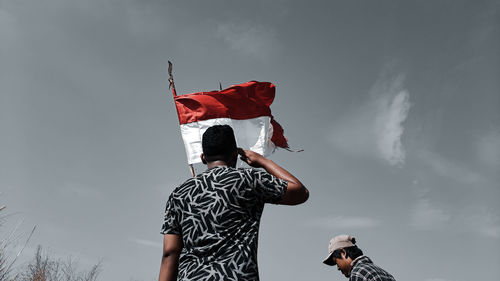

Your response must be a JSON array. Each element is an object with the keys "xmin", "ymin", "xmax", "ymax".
[
  {"xmin": 206, "ymin": 160, "xmax": 230, "ymax": 169},
  {"xmin": 350, "ymin": 255, "xmax": 366, "ymax": 267}
]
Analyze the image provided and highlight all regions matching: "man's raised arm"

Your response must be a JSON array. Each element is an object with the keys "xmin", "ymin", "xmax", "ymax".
[{"xmin": 238, "ymin": 149, "xmax": 309, "ymax": 205}]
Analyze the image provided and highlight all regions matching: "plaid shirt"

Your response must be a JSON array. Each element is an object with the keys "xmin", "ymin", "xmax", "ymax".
[{"xmin": 349, "ymin": 256, "xmax": 396, "ymax": 281}]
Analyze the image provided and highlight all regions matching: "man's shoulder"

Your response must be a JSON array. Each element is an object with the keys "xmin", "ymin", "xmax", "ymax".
[
  {"xmin": 351, "ymin": 257, "xmax": 395, "ymax": 281},
  {"xmin": 206, "ymin": 166, "xmax": 260, "ymax": 179},
  {"xmin": 351, "ymin": 256, "xmax": 376, "ymax": 275},
  {"xmin": 173, "ymin": 167, "xmax": 254, "ymax": 189},
  {"xmin": 169, "ymin": 177, "xmax": 198, "ymax": 196},
  {"xmin": 170, "ymin": 167, "xmax": 268, "ymax": 193}
]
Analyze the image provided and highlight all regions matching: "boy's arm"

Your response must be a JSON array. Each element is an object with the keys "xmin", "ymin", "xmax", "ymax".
[
  {"xmin": 238, "ymin": 148, "xmax": 309, "ymax": 205},
  {"xmin": 158, "ymin": 234, "xmax": 183, "ymax": 281}
]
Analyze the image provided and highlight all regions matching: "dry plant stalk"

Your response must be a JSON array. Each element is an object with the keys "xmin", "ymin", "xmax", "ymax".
[
  {"xmin": 1, "ymin": 202, "xmax": 100, "ymax": 281},
  {"xmin": 20, "ymin": 246, "xmax": 101, "ymax": 281}
]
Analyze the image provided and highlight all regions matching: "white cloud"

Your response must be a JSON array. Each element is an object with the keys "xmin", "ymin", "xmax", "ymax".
[
  {"xmin": 480, "ymin": 224, "xmax": 500, "ymax": 238},
  {"xmin": 129, "ymin": 238, "xmax": 162, "ymax": 248},
  {"xmin": 306, "ymin": 216, "xmax": 380, "ymax": 229},
  {"xmin": 462, "ymin": 208, "xmax": 500, "ymax": 238},
  {"xmin": 329, "ymin": 72, "xmax": 410, "ymax": 166},
  {"xmin": 374, "ymin": 88, "xmax": 410, "ymax": 166},
  {"xmin": 476, "ymin": 130, "xmax": 500, "ymax": 168},
  {"xmin": 426, "ymin": 278, "xmax": 450, "ymax": 281},
  {"xmin": 328, "ymin": 102, "xmax": 374, "ymax": 156},
  {"xmin": 57, "ymin": 182, "xmax": 102, "ymax": 198},
  {"xmin": 419, "ymin": 150, "xmax": 482, "ymax": 185},
  {"xmin": 411, "ymin": 199, "xmax": 450, "ymax": 230},
  {"xmin": 216, "ymin": 22, "xmax": 277, "ymax": 59},
  {"xmin": 410, "ymin": 180, "xmax": 431, "ymax": 198},
  {"xmin": 0, "ymin": 8, "xmax": 18, "ymax": 53}
]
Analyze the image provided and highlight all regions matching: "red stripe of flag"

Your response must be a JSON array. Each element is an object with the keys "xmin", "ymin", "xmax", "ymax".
[{"xmin": 174, "ymin": 81, "xmax": 288, "ymax": 148}]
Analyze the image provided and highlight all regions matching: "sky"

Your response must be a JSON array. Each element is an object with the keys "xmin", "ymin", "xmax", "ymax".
[{"xmin": 1, "ymin": 0, "xmax": 499, "ymax": 280}]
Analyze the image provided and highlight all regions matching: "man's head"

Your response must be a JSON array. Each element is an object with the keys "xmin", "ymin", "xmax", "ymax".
[
  {"xmin": 201, "ymin": 125, "xmax": 238, "ymax": 166},
  {"xmin": 323, "ymin": 235, "xmax": 363, "ymax": 278}
]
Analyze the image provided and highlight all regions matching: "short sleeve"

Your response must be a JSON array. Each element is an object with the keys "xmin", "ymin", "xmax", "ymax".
[
  {"xmin": 252, "ymin": 169, "xmax": 288, "ymax": 204},
  {"xmin": 160, "ymin": 194, "xmax": 181, "ymax": 235}
]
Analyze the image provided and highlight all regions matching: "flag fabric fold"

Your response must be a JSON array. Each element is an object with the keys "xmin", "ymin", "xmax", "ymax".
[{"xmin": 174, "ymin": 81, "xmax": 288, "ymax": 164}]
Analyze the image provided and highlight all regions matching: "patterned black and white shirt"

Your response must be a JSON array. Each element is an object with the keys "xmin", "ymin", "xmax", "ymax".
[
  {"xmin": 349, "ymin": 256, "xmax": 396, "ymax": 281},
  {"xmin": 161, "ymin": 166, "xmax": 288, "ymax": 281}
]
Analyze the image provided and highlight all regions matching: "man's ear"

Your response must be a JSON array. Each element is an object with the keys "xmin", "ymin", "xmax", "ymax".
[
  {"xmin": 200, "ymin": 153, "xmax": 207, "ymax": 164},
  {"xmin": 340, "ymin": 249, "xmax": 347, "ymax": 259},
  {"xmin": 225, "ymin": 150, "xmax": 238, "ymax": 168}
]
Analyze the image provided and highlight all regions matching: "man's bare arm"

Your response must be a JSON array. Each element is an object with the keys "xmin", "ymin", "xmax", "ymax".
[
  {"xmin": 238, "ymin": 149, "xmax": 309, "ymax": 205},
  {"xmin": 158, "ymin": 234, "xmax": 183, "ymax": 281}
]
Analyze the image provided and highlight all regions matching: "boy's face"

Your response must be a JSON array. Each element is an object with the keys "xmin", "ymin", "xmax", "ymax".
[{"xmin": 333, "ymin": 251, "xmax": 352, "ymax": 278}]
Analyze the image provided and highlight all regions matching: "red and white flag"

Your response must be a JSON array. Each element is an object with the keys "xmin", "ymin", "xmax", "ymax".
[{"xmin": 174, "ymin": 81, "xmax": 288, "ymax": 164}]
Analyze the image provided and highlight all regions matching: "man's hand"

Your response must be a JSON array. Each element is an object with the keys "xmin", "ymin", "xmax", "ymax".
[
  {"xmin": 238, "ymin": 148, "xmax": 267, "ymax": 168},
  {"xmin": 237, "ymin": 148, "xmax": 309, "ymax": 205}
]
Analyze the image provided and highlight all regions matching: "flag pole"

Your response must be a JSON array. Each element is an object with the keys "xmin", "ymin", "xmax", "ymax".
[
  {"xmin": 168, "ymin": 61, "xmax": 177, "ymax": 97},
  {"xmin": 189, "ymin": 164, "xmax": 195, "ymax": 177},
  {"xmin": 168, "ymin": 61, "xmax": 195, "ymax": 178}
]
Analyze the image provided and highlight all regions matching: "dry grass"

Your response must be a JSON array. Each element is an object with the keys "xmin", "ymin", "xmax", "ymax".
[
  {"xmin": 1, "ymin": 203, "xmax": 101, "ymax": 281},
  {"xmin": 19, "ymin": 246, "xmax": 101, "ymax": 281},
  {"xmin": 0, "ymin": 244, "xmax": 13, "ymax": 281},
  {"xmin": 0, "ymin": 204, "xmax": 21, "ymax": 281}
]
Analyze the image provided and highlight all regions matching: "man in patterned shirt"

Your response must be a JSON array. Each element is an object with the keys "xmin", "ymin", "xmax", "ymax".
[
  {"xmin": 158, "ymin": 125, "xmax": 309, "ymax": 281},
  {"xmin": 323, "ymin": 234, "xmax": 396, "ymax": 281}
]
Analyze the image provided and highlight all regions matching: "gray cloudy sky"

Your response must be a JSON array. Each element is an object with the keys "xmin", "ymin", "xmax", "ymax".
[{"xmin": 1, "ymin": 0, "xmax": 499, "ymax": 280}]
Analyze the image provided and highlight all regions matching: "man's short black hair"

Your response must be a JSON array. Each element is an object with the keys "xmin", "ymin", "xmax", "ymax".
[
  {"xmin": 202, "ymin": 125, "xmax": 237, "ymax": 161},
  {"xmin": 332, "ymin": 244, "xmax": 364, "ymax": 261}
]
